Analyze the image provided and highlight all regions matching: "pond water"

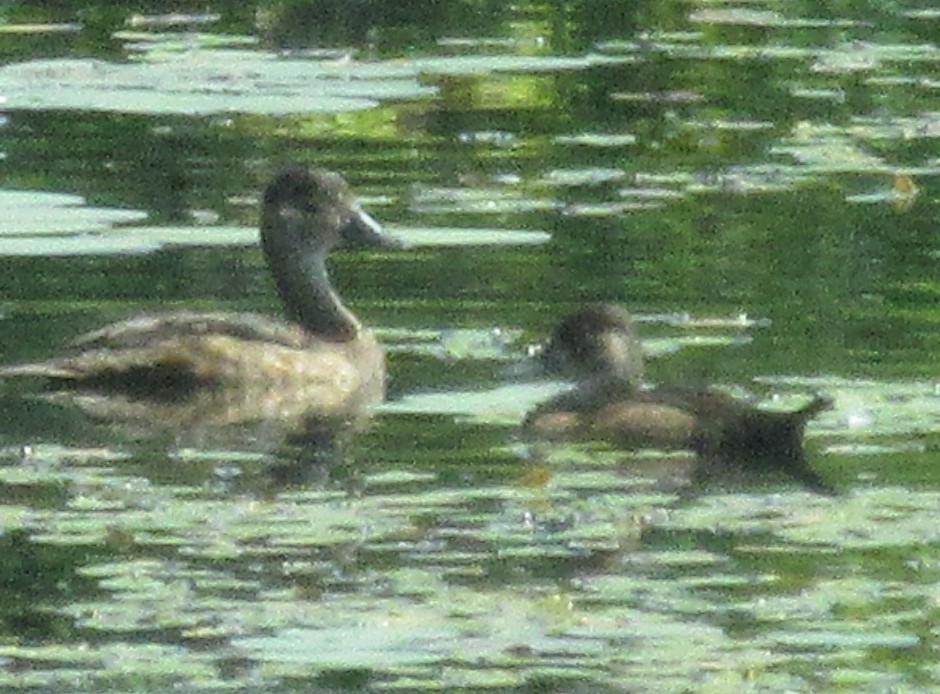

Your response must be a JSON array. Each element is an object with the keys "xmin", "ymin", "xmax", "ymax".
[{"xmin": 1, "ymin": 2, "xmax": 940, "ymax": 692}]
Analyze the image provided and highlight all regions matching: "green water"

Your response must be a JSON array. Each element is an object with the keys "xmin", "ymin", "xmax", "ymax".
[{"xmin": 0, "ymin": 1, "xmax": 939, "ymax": 691}]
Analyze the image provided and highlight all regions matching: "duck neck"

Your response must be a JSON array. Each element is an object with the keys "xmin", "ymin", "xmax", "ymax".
[
  {"xmin": 552, "ymin": 373, "xmax": 639, "ymax": 412},
  {"xmin": 585, "ymin": 372, "xmax": 641, "ymax": 399},
  {"xmin": 269, "ymin": 248, "xmax": 359, "ymax": 342}
]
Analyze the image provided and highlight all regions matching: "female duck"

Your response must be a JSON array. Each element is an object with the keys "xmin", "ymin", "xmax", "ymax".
[
  {"xmin": 1, "ymin": 166, "xmax": 398, "ymax": 418},
  {"xmin": 525, "ymin": 304, "xmax": 834, "ymax": 493}
]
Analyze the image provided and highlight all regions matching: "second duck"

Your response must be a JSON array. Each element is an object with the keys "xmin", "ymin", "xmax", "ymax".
[{"xmin": 524, "ymin": 304, "xmax": 835, "ymax": 493}]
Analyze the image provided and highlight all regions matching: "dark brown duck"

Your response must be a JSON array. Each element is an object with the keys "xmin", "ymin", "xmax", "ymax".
[
  {"xmin": 525, "ymin": 304, "xmax": 835, "ymax": 493},
  {"xmin": 1, "ymin": 166, "xmax": 399, "ymax": 418}
]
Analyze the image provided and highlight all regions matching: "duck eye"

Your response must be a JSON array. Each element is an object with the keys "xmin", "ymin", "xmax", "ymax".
[{"xmin": 299, "ymin": 189, "xmax": 328, "ymax": 213}]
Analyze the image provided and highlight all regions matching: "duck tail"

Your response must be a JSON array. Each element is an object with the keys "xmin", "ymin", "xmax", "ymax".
[
  {"xmin": 786, "ymin": 394, "xmax": 837, "ymax": 495},
  {"xmin": 795, "ymin": 393, "xmax": 834, "ymax": 421}
]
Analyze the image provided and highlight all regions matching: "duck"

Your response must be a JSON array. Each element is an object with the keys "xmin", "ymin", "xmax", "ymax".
[
  {"xmin": 0, "ymin": 165, "xmax": 400, "ymax": 421},
  {"xmin": 524, "ymin": 304, "xmax": 835, "ymax": 493}
]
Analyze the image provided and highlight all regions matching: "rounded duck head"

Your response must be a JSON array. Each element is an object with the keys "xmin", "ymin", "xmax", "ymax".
[
  {"xmin": 0, "ymin": 165, "xmax": 399, "ymax": 421},
  {"xmin": 261, "ymin": 166, "xmax": 395, "ymax": 260},
  {"xmin": 538, "ymin": 303, "xmax": 645, "ymax": 387}
]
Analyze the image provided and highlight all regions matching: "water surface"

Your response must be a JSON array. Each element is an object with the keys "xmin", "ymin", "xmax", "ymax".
[{"xmin": 0, "ymin": 2, "xmax": 939, "ymax": 691}]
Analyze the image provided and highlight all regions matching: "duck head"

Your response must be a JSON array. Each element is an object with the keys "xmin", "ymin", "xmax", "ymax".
[
  {"xmin": 537, "ymin": 303, "xmax": 645, "ymax": 388},
  {"xmin": 260, "ymin": 166, "xmax": 400, "ymax": 258},
  {"xmin": 259, "ymin": 166, "xmax": 400, "ymax": 339}
]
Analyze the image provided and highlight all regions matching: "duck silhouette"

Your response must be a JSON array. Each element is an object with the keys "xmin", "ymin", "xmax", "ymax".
[
  {"xmin": 1, "ymin": 166, "xmax": 401, "ymax": 429},
  {"xmin": 525, "ymin": 304, "xmax": 835, "ymax": 494}
]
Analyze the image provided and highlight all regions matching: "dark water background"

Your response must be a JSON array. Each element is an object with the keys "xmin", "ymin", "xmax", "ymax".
[{"xmin": 0, "ymin": 2, "xmax": 939, "ymax": 691}]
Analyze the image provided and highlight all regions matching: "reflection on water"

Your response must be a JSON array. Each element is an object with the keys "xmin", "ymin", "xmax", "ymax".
[{"xmin": 0, "ymin": 1, "xmax": 939, "ymax": 691}]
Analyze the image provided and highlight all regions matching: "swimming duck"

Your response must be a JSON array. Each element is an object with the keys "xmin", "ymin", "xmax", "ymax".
[
  {"xmin": 524, "ymin": 304, "xmax": 835, "ymax": 493},
  {"xmin": 1, "ymin": 166, "xmax": 399, "ymax": 419}
]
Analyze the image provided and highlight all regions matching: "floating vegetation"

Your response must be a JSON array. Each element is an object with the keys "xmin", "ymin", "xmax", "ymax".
[
  {"xmin": 654, "ymin": 44, "xmax": 818, "ymax": 62},
  {"xmin": 0, "ymin": 23, "xmax": 80, "ymax": 34},
  {"xmin": 637, "ymin": 311, "xmax": 771, "ymax": 329},
  {"xmin": 0, "ymin": 190, "xmax": 147, "ymax": 237},
  {"xmin": 437, "ymin": 36, "xmax": 548, "ymax": 50},
  {"xmin": 689, "ymin": 8, "xmax": 865, "ymax": 28},
  {"xmin": 411, "ymin": 186, "xmax": 561, "ymax": 215},
  {"xmin": 812, "ymin": 45, "xmax": 880, "ymax": 74},
  {"xmin": 553, "ymin": 132, "xmax": 637, "ymax": 147},
  {"xmin": 688, "ymin": 8, "xmax": 788, "ymax": 27},
  {"xmin": 618, "ymin": 187, "xmax": 686, "ymax": 202},
  {"xmin": 850, "ymin": 113, "xmax": 940, "ymax": 141},
  {"xmin": 562, "ymin": 201, "xmax": 663, "ymax": 216},
  {"xmin": 380, "ymin": 382, "xmax": 565, "ymax": 419},
  {"xmin": 125, "ymin": 13, "xmax": 222, "ymax": 29},
  {"xmin": 684, "ymin": 119, "xmax": 776, "ymax": 132},
  {"xmin": 813, "ymin": 42, "xmax": 940, "ymax": 73},
  {"xmin": 457, "ymin": 130, "xmax": 517, "ymax": 147},
  {"xmin": 0, "ymin": 190, "xmax": 549, "ymax": 256},
  {"xmin": 0, "ymin": 55, "xmax": 429, "ymax": 115},
  {"xmin": 610, "ymin": 90, "xmax": 705, "ymax": 104},
  {"xmin": 540, "ymin": 167, "xmax": 626, "ymax": 187},
  {"xmin": 790, "ymin": 86, "xmax": 847, "ymax": 102},
  {"xmin": 684, "ymin": 165, "xmax": 807, "ymax": 194},
  {"xmin": 0, "ymin": 224, "xmax": 255, "ymax": 257},
  {"xmin": 770, "ymin": 123, "xmax": 888, "ymax": 173},
  {"xmin": 385, "ymin": 325, "xmax": 524, "ymax": 362},
  {"xmin": 115, "ymin": 31, "xmax": 260, "ymax": 51},
  {"xmin": 394, "ymin": 226, "xmax": 551, "ymax": 246},
  {"xmin": 901, "ymin": 9, "xmax": 940, "ymax": 19},
  {"xmin": 0, "ymin": 38, "xmax": 631, "ymax": 116},
  {"xmin": 436, "ymin": 326, "xmax": 523, "ymax": 360},
  {"xmin": 668, "ymin": 487, "xmax": 940, "ymax": 550}
]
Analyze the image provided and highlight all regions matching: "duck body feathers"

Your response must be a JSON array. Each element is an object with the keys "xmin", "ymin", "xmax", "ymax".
[
  {"xmin": 526, "ymin": 304, "xmax": 836, "ymax": 494},
  {"xmin": 1, "ymin": 310, "xmax": 384, "ymax": 410},
  {"xmin": 526, "ymin": 383, "xmax": 829, "ymax": 456},
  {"xmin": 70, "ymin": 311, "xmax": 320, "ymax": 352}
]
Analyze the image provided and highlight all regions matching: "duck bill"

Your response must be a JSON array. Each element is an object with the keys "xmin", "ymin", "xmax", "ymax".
[
  {"xmin": 341, "ymin": 206, "xmax": 403, "ymax": 249},
  {"xmin": 505, "ymin": 340, "xmax": 569, "ymax": 381},
  {"xmin": 534, "ymin": 340, "xmax": 571, "ymax": 377}
]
